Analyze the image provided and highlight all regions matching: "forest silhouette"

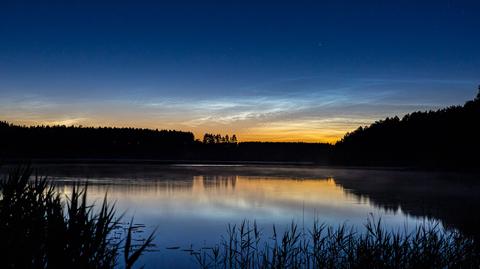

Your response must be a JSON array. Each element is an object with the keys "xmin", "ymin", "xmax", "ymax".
[
  {"xmin": 1, "ymin": 88, "xmax": 479, "ymax": 169},
  {"xmin": 334, "ymin": 88, "xmax": 480, "ymax": 168}
]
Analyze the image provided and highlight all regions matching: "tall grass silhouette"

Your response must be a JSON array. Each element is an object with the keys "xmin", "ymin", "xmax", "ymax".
[
  {"xmin": 194, "ymin": 219, "xmax": 479, "ymax": 269},
  {"xmin": 0, "ymin": 166, "xmax": 155, "ymax": 269}
]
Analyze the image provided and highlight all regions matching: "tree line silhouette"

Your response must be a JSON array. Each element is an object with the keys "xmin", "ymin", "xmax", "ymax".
[
  {"xmin": 334, "ymin": 88, "xmax": 480, "ymax": 169},
  {"xmin": 202, "ymin": 133, "xmax": 237, "ymax": 144},
  {"xmin": 0, "ymin": 122, "xmax": 331, "ymax": 163},
  {"xmin": 1, "ymin": 87, "xmax": 479, "ymax": 168},
  {"xmin": 0, "ymin": 124, "xmax": 195, "ymax": 159}
]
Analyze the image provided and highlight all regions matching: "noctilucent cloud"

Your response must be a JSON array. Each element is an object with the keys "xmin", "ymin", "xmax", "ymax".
[{"xmin": 1, "ymin": 1, "xmax": 479, "ymax": 142}]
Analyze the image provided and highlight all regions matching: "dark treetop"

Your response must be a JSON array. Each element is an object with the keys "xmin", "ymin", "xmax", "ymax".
[{"xmin": 1, "ymin": 89, "xmax": 479, "ymax": 169}]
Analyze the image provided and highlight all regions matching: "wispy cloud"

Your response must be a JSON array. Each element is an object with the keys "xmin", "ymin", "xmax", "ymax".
[{"xmin": 1, "ymin": 76, "xmax": 475, "ymax": 142}]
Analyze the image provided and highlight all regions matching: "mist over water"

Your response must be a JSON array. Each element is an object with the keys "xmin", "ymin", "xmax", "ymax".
[{"xmin": 8, "ymin": 164, "xmax": 475, "ymax": 268}]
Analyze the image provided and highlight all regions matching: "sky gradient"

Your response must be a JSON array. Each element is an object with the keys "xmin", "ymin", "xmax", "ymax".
[{"xmin": 1, "ymin": 1, "xmax": 479, "ymax": 142}]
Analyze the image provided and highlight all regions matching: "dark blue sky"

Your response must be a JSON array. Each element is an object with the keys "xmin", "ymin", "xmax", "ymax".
[{"xmin": 1, "ymin": 1, "xmax": 479, "ymax": 141}]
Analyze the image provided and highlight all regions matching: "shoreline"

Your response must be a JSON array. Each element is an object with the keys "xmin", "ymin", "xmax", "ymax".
[{"xmin": 2, "ymin": 157, "xmax": 478, "ymax": 173}]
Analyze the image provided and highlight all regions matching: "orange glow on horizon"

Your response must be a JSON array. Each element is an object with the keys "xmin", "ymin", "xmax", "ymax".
[{"xmin": 4, "ymin": 118, "xmax": 352, "ymax": 143}]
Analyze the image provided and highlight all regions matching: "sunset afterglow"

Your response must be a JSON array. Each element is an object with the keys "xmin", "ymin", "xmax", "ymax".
[{"xmin": 1, "ymin": 2, "xmax": 479, "ymax": 142}]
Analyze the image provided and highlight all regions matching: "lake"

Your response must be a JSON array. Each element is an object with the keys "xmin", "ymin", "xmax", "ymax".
[{"xmin": 11, "ymin": 163, "xmax": 480, "ymax": 268}]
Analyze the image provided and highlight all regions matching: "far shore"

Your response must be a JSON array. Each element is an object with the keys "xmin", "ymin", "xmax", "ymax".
[{"xmin": 3, "ymin": 157, "xmax": 478, "ymax": 173}]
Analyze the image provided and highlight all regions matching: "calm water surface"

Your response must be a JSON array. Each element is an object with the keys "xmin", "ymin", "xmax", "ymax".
[{"xmin": 19, "ymin": 164, "xmax": 480, "ymax": 268}]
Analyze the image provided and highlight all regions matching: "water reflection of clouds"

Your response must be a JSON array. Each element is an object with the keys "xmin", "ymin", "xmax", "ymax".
[
  {"xmin": 52, "ymin": 174, "xmax": 416, "ymax": 226},
  {"xmin": 19, "ymin": 165, "xmax": 452, "ymax": 268}
]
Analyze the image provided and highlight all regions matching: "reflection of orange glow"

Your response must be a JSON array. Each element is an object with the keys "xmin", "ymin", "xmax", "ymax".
[
  {"xmin": 191, "ymin": 176, "xmax": 349, "ymax": 206},
  {"xmin": 59, "ymin": 176, "xmax": 358, "ymax": 210}
]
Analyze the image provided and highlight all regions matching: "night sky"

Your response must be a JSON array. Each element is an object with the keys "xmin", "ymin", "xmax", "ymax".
[{"xmin": 1, "ymin": 1, "xmax": 479, "ymax": 142}]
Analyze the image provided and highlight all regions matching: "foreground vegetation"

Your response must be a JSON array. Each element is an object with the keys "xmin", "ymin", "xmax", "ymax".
[
  {"xmin": 1, "ymin": 166, "xmax": 479, "ymax": 268},
  {"xmin": 194, "ymin": 220, "xmax": 479, "ymax": 269},
  {"xmin": 0, "ymin": 167, "xmax": 154, "ymax": 269}
]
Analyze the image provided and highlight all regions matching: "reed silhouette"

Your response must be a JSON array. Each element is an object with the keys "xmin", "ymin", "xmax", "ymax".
[
  {"xmin": 0, "ymin": 166, "xmax": 155, "ymax": 269},
  {"xmin": 194, "ymin": 218, "xmax": 479, "ymax": 269}
]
